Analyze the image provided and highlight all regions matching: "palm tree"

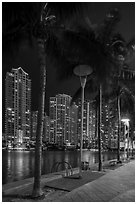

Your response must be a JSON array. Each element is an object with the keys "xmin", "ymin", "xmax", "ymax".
[
  {"xmin": 49, "ymin": 8, "xmax": 126, "ymax": 171},
  {"xmin": 110, "ymin": 38, "xmax": 135, "ymax": 162},
  {"xmin": 3, "ymin": 2, "xmax": 86, "ymax": 198},
  {"xmin": 104, "ymin": 65, "xmax": 135, "ymax": 161},
  {"xmin": 117, "ymin": 81, "xmax": 134, "ymax": 160},
  {"xmin": 56, "ymin": 15, "xmax": 134, "ymax": 168},
  {"xmin": 3, "ymin": 3, "xmax": 46, "ymax": 197}
]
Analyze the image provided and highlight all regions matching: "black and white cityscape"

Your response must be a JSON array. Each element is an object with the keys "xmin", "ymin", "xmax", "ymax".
[
  {"xmin": 2, "ymin": 2, "xmax": 135, "ymax": 202},
  {"xmin": 4, "ymin": 67, "xmax": 135, "ymax": 151}
]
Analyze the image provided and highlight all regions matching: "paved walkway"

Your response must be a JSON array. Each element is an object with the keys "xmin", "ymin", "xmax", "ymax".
[
  {"xmin": 2, "ymin": 159, "xmax": 135, "ymax": 202},
  {"xmin": 2, "ymin": 168, "xmax": 79, "ymax": 201},
  {"xmin": 57, "ymin": 160, "xmax": 135, "ymax": 202}
]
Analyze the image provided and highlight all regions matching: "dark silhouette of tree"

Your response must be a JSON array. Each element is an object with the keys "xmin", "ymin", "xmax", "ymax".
[
  {"xmin": 2, "ymin": 2, "xmax": 86, "ymax": 198},
  {"xmin": 48, "ymin": 8, "xmax": 127, "ymax": 171}
]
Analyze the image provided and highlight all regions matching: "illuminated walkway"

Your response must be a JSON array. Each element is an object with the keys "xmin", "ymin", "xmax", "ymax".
[
  {"xmin": 57, "ymin": 159, "xmax": 135, "ymax": 202},
  {"xmin": 2, "ymin": 159, "xmax": 135, "ymax": 202}
]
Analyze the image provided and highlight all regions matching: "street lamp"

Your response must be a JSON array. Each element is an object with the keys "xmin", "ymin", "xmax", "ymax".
[
  {"xmin": 73, "ymin": 65, "xmax": 93, "ymax": 178},
  {"xmin": 121, "ymin": 118, "xmax": 130, "ymax": 159}
]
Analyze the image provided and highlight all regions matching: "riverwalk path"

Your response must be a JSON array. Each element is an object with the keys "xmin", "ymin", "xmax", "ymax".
[{"xmin": 2, "ymin": 158, "xmax": 135, "ymax": 202}]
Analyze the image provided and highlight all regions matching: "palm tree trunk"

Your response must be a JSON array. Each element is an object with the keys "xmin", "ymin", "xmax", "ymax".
[
  {"xmin": 32, "ymin": 38, "xmax": 46, "ymax": 198},
  {"xmin": 117, "ymin": 95, "xmax": 121, "ymax": 162},
  {"xmin": 131, "ymin": 137, "xmax": 134, "ymax": 157},
  {"xmin": 127, "ymin": 124, "xmax": 129, "ymax": 159},
  {"xmin": 98, "ymin": 84, "xmax": 102, "ymax": 171},
  {"xmin": 95, "ymin": 102, "xmax": 98, "ymax": 149}
]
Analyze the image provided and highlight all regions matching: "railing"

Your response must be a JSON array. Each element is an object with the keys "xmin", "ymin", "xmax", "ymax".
[{"xmin": 51, "ymin": 161, "xmax": 73, "ymax": 177}]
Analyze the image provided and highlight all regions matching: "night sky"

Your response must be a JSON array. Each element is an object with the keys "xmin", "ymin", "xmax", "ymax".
[{"xmin": 2, "ymin": 2, "xmax": 135, "ymax": 130}]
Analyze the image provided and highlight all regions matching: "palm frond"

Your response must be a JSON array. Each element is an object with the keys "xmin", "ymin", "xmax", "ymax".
[
  {"xmin": 120, "ymin": 89, "xmax": 135, "ymax": 115},
  {"xmin": 46, "ymin": 2, "xmax": 86, "ymax": 24},
  {"xmin": 53, "ymin": 27, "xmax": 120, "ymax": 83},
  {"xmin": 2, "ymin": 2, "xmax": 42, "ymax": 54},
  {"xmin": 50, "ymin": 7, "xmax": 127, "ymax": 84},
  {"xmin": 124, "ymin": 38, "xmax": 135, "ymax": 70},
  {"xmin": 97, "ymin": 8, "xmax": 120, "ymax": 44},
  {"xmin": 45, "ymin": 29, "xmax": 77, "ymax": 80},
  {"xmin": 3, "ymin": 2, "xmax": 42, "ymax": 33}
]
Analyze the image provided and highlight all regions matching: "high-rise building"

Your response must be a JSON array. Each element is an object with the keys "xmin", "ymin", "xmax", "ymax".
[
  {"xmin": 49, "ymin": 96, "xmax": 57, "ymax": 144},
  {"xmin": 5, "ymin": 67, "xmax": 31, "ymax": 145},
  {"xmin": 101, "ymin": 100, "xmax": 121, "ymax": 150},
  {"xmin": 101, "ymin": 103, "xmax": 111, "ymax": 149},
  {"xmin": 77, "ymin": 99, "xmax": 96, "ymax": 148},
  {"xmin": 70, "ymin": 103, "xmax": 78, "ymax": 144},
  {"xmin": 77, "ymin": 100, "xmax": 87, "ymax": 144},
  {"xmin": 49, "ymin": 94, "xmax": 76, "ymax": 146},
  {"xmin": 88, "ymin": 102, "xmax": 96, "ymax": 148}
]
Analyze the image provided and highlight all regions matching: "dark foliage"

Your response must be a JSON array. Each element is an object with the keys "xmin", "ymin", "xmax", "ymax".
[
  {"xmin": 46, "ymin": 2, "xmax": 86, "ymax": 23},
  {"xmin": 45, "ymin": 8, "xmax": 127, "ymax": 85},
  {"xmin": 3, "ymin": 2, "xmax": 85, "ymax": 55},
  {"xmin": 96, "ymin": 8, "xmax": 120, "ymax": 44},
  {"xmin": 2, "ymin": 2, "xmax": 42, "ymax": 54}
]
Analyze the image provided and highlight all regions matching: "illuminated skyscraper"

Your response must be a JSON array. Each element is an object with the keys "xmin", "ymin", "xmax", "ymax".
[
  {"xmin": 77, "ymin": 99, "xmax": 96, "ymax": 148},
  {"xmin": 49, "ymin": 96, "xmax": 57, "ymax": 143},
  {"xmin": 77, "ymin": 99, "xmax": 88, "ymax": 144},
  {"xmin": 70, "ymin": 103, "xmax": 78, "ymax": 144},
  {"xmin": 88, "ymin": 102, "xmax": 96, "ymax": 148},
  {"xmin": 5, "ymin": 67, "xmax": 31, "ymax": 145},
  {"xmin": 101, "ymin": 101, "xmax": 119, "ymax": 149},
  {"xmin": 49, "ymin": 94, "xmax": 77, "ymax": 145}
]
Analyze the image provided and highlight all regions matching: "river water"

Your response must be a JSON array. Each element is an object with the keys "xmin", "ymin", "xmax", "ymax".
[{"xmin": 2, "ymin": 149, "xmax": 121, "ymax": 184}]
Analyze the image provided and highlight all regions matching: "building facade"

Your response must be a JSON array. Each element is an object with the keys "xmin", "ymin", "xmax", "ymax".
[
  {"xmin": 77, "ymin": 99, "xmax": 96, "ymax": 148},
  {"xmin": 49, "ymin": 94, "xmax": 77, "ymax": 146},
  {"xmin": 70, "ymin": 103, "xmax": 78, "ymax": 144},
  {"xmin": 5, "ymin": 67, "xmax": 31, "ymax": 145},
  {"xmin": 88, "ymin": 102, "xmax": 96, "ymax": 148},
  {"xmin": 49, "ymin": 96, "xmax": 57, "ymax": 143}
]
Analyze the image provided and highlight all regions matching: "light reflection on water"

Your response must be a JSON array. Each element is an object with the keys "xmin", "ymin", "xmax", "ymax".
[{"xmin": 3, "ymin": 149, "xmax": 120, "ymax": 184}]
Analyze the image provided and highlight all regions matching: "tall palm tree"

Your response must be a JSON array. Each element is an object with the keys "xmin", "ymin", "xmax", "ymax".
[
  {"xmin": 49, "ymin": 7, "xmax": 134, "ymax": 169},
  {"xmin": 48, "ymin": 8, "xmax": 126, "ymax": 171},
  {"xmin": 3, "ymin": 2, "xmax": 46, "ymax": 197},
  {"xmin": 117, "ymin": 80, "xmax": 134, "ymax": 160},
  {"xmin": 110, "ymin": 38, "xmax": 135, "ymax": 162},
  {"xmin": 3, "ymin": 2, "xmax": 86, "ymax": 197},
  {"xmin": 104, "ymin": 64, "xmax": 135, "ymax": 161}
]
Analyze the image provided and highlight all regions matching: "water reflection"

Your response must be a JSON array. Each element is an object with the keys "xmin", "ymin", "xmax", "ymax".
[{"xmin": 3, "ymin": 150, "xmax": 121, "ymax": 184}]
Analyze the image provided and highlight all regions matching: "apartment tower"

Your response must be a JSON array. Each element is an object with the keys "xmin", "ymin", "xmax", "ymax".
[
  {"xmin": 5, "ymin": 67, "xmax": 31, "ymax": 145},
  {"xmin": 50, "ymin": 94, "xmax": 74, "ymax": 145}
]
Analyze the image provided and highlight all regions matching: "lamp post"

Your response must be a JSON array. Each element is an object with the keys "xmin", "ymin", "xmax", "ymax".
[
  {"xmin": 121, "ymin": 118, "xmax": 130, "ymax": 160},
  {"xmin": 73, "ymin": 65, "xmax": 92, "ymax": 178}
]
